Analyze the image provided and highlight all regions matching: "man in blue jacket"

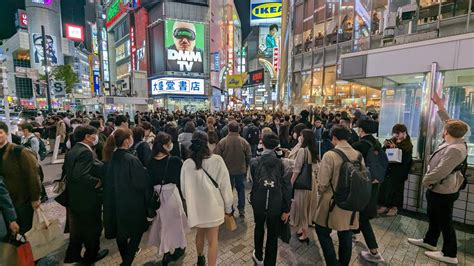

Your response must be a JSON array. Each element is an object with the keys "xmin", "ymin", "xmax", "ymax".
[{"xmin": 0, "ymin": 178, "xmax": 19, "ymax": 238}]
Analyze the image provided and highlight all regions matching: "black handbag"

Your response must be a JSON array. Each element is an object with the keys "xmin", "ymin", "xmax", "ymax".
[
  {"xmin": 147, "ymin": 157, "xmax": 169, "ymax": 218},
  {"xmin": 293, "ymin": 148, "xmax": 313, "ymax": 190}
]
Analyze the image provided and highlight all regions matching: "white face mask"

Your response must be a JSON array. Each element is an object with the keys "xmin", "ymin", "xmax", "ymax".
[
  {"xmin": 165, "ymin": 143, "xmax": 174, "ymax": 152},
  {"xmin": 298, "ymin": 136, "xmax": 303, "ymax": 143},
  {"xmin": 293, "ymin": 133, "xmax": 297, "ymax": 140}
]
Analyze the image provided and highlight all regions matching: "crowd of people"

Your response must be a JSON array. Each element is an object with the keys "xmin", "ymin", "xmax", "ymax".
[{"xmin": 0, "ymin": 92, "xmax": 469, "ymax": 266}]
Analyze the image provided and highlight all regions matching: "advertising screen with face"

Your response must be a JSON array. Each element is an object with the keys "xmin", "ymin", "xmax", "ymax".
[
  {"xmin": 165, "ymin": 20, "xmax": 205, "ymax": 73},
  {"xmin": 32, "ymin": 33, "xmax": 58, "ymax": 65},
  {"xmin": 258, "ymin": 24, "xmax": 280, "ymax": 59}
]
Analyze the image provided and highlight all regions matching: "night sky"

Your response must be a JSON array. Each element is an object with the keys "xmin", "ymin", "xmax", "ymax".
[
  {"xmin": 0, "ymin": 0, "xmax": 250, "ymax": 43},
  {"xmin": 0, "ymin": 0, "xmax": 85, "ymax": 40}
]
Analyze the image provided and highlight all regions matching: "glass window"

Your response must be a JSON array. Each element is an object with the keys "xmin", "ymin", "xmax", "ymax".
[
  {"xmin": 418, "ymin": 0, "xmax": 440, "ymax": 25},
  {"xmin": 371, "ymin": 0, "xmax": 388, "ymax": 36},
  {"xmin": 432, "ymin": 69, "xmax": 474, "ymax": 164},
  {"xmin": 379, "ymin": 73, "xmax": 427, "ymax": 158},
  {"xmin": 339, "ymin": 0, "xmax": 354, "ymax": 43},
  {"xmin": 314, "ymin": 22, "xmax": 325, "ymax": 48},
  {"xmin": 324, "ymin": 66, "xmax": 336, "ymax": 97},
  {"xmin": 314, "ymin": 0, "xmax": 325, "ymax": 23}
]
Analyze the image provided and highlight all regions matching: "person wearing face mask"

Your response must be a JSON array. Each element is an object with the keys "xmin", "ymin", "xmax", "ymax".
[
  {"xmin": 146, "ymin": 132, "xmax": 187, "ymax": 266},
  {"xmin": 288, "ymin": 123, "xmax": 307, "ymax": 159},
  {"xmin": 130, "ymin": 127, "xmax": 152, "ymax": 167},
  {"xmin": 63, "ymin": 125, "xmax": 108, "ymax": 264},
  {"xmin": 378, "ymin": 124, "xmax": 413, "ymax": 217},
  {"xmin": 103, "ymin": 128, "xmax": 151, "ymax": 266}
]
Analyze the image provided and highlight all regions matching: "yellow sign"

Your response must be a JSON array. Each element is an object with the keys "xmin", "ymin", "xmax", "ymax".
[
  {"xmin": 226, "ymin": 74, "xmax": 246, "ymax": 88},
  {"xmin": 251, "ymin": 2, "xmax": 282, "ymax": 19}
]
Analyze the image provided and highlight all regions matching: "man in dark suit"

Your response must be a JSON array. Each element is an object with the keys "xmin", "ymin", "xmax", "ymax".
[{"xmin": 64, "ymin": 126, "xmax": 108, "ymax": 264}]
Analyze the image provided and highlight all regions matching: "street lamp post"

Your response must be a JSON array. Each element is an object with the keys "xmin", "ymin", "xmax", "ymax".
[{"xmin": 41, "ymin": 25, "xmax": 53, "ymax": 112}]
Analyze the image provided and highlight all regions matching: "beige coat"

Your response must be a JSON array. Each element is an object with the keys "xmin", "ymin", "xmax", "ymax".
[{"xmin": 315, "ymin": 141, "xmax": 363, "ymax": 231}]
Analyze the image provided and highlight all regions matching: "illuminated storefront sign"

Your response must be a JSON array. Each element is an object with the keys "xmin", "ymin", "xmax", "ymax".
[
  {"xmin": 15, "ymin": 9, "xmax": 28, "ymax": 29},
  {"xmin": 93, "ymin": 70, "xmax": 100, "ymax": 96},
  {"xmin": 91, "ymin": 23, "xmax": 99, "ymax": 55},
  {"xmin": 250, "ymin": 0, "xmax": 282, "ymax": 26},
  {"xmin": 248, "ymin": 69, "xmax": 264, "ymax": 86},
  {"xmin": 32, "ymin": 0, "xmax": 53, "ymax": 5},
  {"xmin": 151, "ymin": 77, "xmax": 204, "ymax": 95},
  {"xmin": 65, "ymin": 24, "xmax": 84, "ymax": 41},
  {"xmin": 106, "ymin": 0, "xmax": 140, "ymax": 27},
  {"xmin": 226, "ymin": 74, "xmax": 246, "ymax": 88},
  {"xmin": 130, "ymin": 16, "xmax": 137, "ymax": 71},
  {"xmin": 273, "ymin": 47, "xmax": 279, "ymax": 72}
]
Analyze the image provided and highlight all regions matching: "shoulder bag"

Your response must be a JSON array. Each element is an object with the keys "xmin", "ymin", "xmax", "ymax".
[
  {"xmin": 293, "ymin": 148, "xmax": 313, "ymax": 190},
  {"xmin": 202, "ymin": 167, "xmax": 237, "ymax": 231}
]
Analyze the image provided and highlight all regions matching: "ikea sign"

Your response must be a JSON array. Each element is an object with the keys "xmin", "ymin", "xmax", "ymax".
[{"xmin": 250, "ymin": 0, "xmax": 282, "ymax": 26}]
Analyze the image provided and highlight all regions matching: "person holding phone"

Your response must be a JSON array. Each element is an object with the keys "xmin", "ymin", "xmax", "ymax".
[{"xmin": 378, "ymin": 124, "xmax": 413, "ymax": 216}]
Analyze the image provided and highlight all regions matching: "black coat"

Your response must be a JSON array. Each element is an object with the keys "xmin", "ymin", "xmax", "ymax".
[
  {"xmin": 103, "ymin": 149, "xmax": 151, "ymax": 239},
  {"xmin": 64, "ymin": 143, "xmax": 103, "ymax": 214}
]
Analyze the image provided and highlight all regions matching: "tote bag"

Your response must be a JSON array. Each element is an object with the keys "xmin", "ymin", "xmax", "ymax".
[
  {"xmin": 25, "ymin": 208, "xmax": 65, "ymax": 260},
  {"xmin": 0, "ymin": 234, "xmax": 34, "ymax": 266},
  {"xmin": 293, "ymin": 149, "xmax": 313, "ymax": 190}
]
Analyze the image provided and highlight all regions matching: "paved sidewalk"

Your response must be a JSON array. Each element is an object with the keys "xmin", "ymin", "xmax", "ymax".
[{"xmin": 37, "ymin": 185, "xmax": 474, "ymax": 266}]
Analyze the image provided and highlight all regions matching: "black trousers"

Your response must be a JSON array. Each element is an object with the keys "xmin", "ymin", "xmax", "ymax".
[
  {"xmin": 116, "ymin": 233, "xmax": 143, "ymax": 266},
  {"xmin": 379, "ymin": 174, "xmax": 405, "ymax": 208},
  {"xmin": 424, "ymin": 190, "xmax": 459, "ymax": 258},
  {"xmin": 64, "ymin": 208, "xmax": 102, "ymax": 264},
  {"xmin": 353, "ymin": 183, "xmax": 379, "ymax": 250},
  {"xmin": 315, "ymin": 225, "xmax": 352, "ymax": 266},
  {"xmin": 254, "ymin": 211, "xmax": 280, "ymax": 266}
]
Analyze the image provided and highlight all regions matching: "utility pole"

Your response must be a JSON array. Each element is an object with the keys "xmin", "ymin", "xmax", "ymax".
[
  {"xmin": 41, "ymin": 25, "xmax": 52, "ymax": 112},
  {"xmin": 0, "ymin": 63, "xmax": 12, "ymax": 141}
]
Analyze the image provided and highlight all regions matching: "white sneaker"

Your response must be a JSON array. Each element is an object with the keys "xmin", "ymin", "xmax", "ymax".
[
  {"xmin": 252, "ymin": 250, "xmax": 263, "ymax": 265},
  {"xmin": 360, "ymin": 250, "xmax": 385, "ymax": 263},
  {"xmin": 407, "ymin": 238, "xmax": 437, "ymax": 251},
  {"xmin": 424, "ymin": 251, "xmax": 458, "ymax": 264}
]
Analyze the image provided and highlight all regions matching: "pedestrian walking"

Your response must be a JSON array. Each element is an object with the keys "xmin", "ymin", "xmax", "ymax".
[
  {"xmin": 180, "ymin": 131, "xmax": 233, "ymax": 266},
  {"xmin": 250, "ymin": 133, "xmax": 292, "ymax": 266},
  {"xmin": 178, "ymin": 121, "xmax": 195, "ymax": 150},
  {"xmin": 0, "ymin": 121, "xmax": 41, "ymax": 235},
  {"xmin": 103, "ymin": 128, "xmax": 151, "ymax": 266},
  {"xmin": 290, "ymin": 129, "xmax": 319, "ymax": 244},
  {"xmin": 314, "ymin": 126, "xmax": 365, "ymax": 266},
  {"xmin": 147, "ymin": 132, "xmax": 187, "ymax": 265},
  {"xmin": 214, "ymin": 121, "xmax": 252, "ymax": 218},
  {"xmin": 63, "ymin": 125, "xmax": 108, "ymax": 264}
]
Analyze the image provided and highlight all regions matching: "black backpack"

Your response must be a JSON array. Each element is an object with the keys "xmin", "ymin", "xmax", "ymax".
[
  {"xmin": 129, "ymin": 141, "xmax": 144, "ymax": 156},
  {"xmin": 330, "ymin": 149, "xmax": 372, "ymax": 219},
  {"xmin": 250, "ymin": 154, "xmax": 284, "ymax": 216},
  {"xmin": 24, "ymin": 136, "xmax": 47, "ymax": 161},
  {"xmin": 246, "ymin": 126, "xmax": 260, "ymax": 145},
  {"xmin": 361, "ymin": 139, "xmax": 389, "ymax": 182}
]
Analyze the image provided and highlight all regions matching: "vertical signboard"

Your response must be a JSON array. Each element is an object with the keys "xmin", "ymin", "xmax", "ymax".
[
  {"xmin": 165, "ymin": 20, "xmax": 205, "ymax": 73},
  {"xmin": 130, "ymin": 13, "xmax": 137, "ymax": 71},
  {"xmin": 15, "ymin": 9, "xmax": 28, "ymax": 29}
]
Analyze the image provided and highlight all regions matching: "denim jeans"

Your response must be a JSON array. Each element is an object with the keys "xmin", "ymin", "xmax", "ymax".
[
  {"xmin": 230, "ymin": 174, "xmax": 246, "ymax": 212},
  {"xmin": 315, "ymin": 225, "xmax": 352, "ymax": 266}
]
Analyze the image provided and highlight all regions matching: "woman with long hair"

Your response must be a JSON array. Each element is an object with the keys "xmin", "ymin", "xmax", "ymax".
[
  {"xmin": 206, "ymin": 117, "xmax": 219, "ymax": 152},
  {"xmin": 103, "ymin": 128, "xmax": 151, "ymax": 266},
  {"xmin": 180, "ymin": 131, "xmax": 233, "ymax": 266},
  {"xmin": 378, "ymin": 124, "xmax": 413, "ymax": 216},
  {"xmin": 147, "ymin": 132, "xmax": 188, "ymax": 265},
  {"xmin": 288, "ymin": 123, "xmax": 308, "ymax": 159},
  {"xmin": 290, "ymin": 129, "xmax": 320, "ymax": 243}
]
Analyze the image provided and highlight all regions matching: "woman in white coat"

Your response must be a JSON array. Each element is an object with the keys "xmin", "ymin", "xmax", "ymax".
[{"xmin": 180, "ymin": 131, "xmax": 233, "ymax": 266}]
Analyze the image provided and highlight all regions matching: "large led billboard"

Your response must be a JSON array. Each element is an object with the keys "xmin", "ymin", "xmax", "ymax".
[{"xmin": 165, "ymin": 20, "xmax": 205, "ymax": 73}]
